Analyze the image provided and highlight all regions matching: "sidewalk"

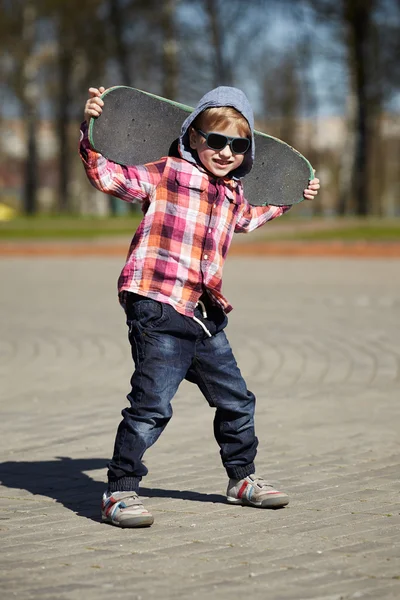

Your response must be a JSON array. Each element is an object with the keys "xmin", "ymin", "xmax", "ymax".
[
  {"xmin": 1, "ymin": 256, "xmax": 399, "ymax": 599},
  {"xmin": 1, "ymin": 237, "xmax": 400, "ymax": 257}
]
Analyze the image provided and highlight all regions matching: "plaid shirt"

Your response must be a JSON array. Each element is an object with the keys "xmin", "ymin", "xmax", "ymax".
[{"xmin": 80, "ymin": 124, "xmax": 290, "ymax": 316}]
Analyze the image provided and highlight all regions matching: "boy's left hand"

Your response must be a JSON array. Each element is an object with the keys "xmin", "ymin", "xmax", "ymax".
[{"xmin": 303, "ymin": 177, "xmax": 320, "ymax": 201}]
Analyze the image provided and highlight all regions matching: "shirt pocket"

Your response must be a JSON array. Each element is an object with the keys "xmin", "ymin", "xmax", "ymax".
[{"xmin": 174, "ymin": 173, "xmax": 206, "ymax": 210}]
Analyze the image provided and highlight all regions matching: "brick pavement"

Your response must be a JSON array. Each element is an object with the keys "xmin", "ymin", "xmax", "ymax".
[{"xmin": 0, "ymin": 256, "xmax": 399, "ymax": 600}]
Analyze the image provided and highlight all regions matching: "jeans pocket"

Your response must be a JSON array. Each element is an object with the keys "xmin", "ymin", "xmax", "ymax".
[
  {"xmin": 127, "ymin": 319, "xmax": 145, "ymax": 365},
  {"xmin": 128, "ymin": 298, "xmax": 168, "ymax": 330}
]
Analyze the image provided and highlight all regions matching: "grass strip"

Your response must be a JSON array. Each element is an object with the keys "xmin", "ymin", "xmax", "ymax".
[{"xmin": 1, "ymin": 217, "xmax": 400, "ymax": 241}]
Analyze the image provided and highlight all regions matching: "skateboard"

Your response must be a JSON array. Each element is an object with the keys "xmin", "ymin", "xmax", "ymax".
[{"xmin": 89, "ymin": 86, "xmax": 314, "ymax": 207}]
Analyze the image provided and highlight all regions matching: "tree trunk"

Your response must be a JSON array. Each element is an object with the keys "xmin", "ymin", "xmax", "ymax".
[
  {"xmin": 108, "ymin": 0, "xmax": 132, "ymax": 85},
  {"xmin": 338, "ymin": 93, "xmax": 356, "ymax": 215},
  {"xmin": 345, "ymin": 1, "xmax": 373, "ymax": 216},
  {"xmin": 205, "ymin": 0, "xmax": 233, "ymax": 86},
  {"xmin": 57, "ymin": 30, "xmax": 73, "ymax": 213},
  {"xmin": 22, "ymin": 1, "xmax": 39, "ymax": 215},
  {"xmin": 161, "ymin": 0, "xmax": 179, "ymax": 99},
  {"xmin": 24, "ymin": 105, "xmax": 39, "ymax": 215}
]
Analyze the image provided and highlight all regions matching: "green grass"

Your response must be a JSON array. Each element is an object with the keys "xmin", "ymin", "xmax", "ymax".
[
  {"xmin": 1, "ymin": 216, "xmax": 400, "ymax": 241},
  {"xmin": 0, "ymin": 215, "xmax": 142, "ymax": 240},
  {"xmin": 281, "ymin": 223, "xmax": 400, "ymax": 242}
]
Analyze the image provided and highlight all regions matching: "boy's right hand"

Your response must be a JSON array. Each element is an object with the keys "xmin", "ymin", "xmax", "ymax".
[{"xmin": 84, "ymin": 87, "xmax": 106, "ymax": 124}]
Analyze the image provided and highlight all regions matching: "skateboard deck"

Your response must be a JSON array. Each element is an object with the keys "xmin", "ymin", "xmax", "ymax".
[{"xmin": 89, "ymin": 86, "xmax": 313, "ymax": 207}]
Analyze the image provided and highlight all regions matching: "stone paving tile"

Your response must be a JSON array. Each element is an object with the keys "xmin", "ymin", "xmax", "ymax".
[{"xmin": 1, "ymin": 257, "xmax": 400, "ymax": 599}]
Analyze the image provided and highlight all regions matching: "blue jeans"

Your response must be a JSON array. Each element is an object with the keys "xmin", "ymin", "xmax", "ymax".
[{"xmin": 107, "ymin": 293, "xmax": 258, "ymax": 492}]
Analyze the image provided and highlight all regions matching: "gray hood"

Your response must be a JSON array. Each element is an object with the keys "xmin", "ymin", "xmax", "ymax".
[{"xmin": 179, "ymin": 86, "xmax": 255, "ymax": 179}]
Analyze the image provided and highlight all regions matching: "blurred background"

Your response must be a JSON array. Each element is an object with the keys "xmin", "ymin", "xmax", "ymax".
[{"xmin": 0, "ymin": 0, "xmax": 399, "ymax": 232}]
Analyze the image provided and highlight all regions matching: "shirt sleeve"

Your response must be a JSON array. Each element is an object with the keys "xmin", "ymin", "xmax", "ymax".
[
  {"xmin": 234, "ymin": 196, "xmax": 291, "ymax": 233},
  {"xmin": 79, "ymin": 121, "xmax": 165, "ymax": 204}
]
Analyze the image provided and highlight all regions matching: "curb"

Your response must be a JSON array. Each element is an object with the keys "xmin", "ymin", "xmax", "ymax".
[{"xmin": 1, "ymin": 241, "xmax": 400, "ymax": 258}]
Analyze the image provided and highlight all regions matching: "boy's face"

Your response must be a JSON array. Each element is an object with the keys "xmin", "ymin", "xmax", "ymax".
[{"xmin": 189, "ymin": 122, "xmax": 247, "ymax": 178}]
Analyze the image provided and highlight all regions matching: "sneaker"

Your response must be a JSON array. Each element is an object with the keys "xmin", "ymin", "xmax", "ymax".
[
  {"xmin": 226, "ymin": 474, "xmax": 289, "ymax": 508},
  {"xmin": 101, "ymin": 491, "xmax": 154, "ymax": 528}
]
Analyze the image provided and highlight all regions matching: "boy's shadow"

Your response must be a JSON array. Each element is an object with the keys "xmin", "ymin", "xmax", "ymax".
[{"xmin": 0, "ymin": 457, "xmax": 225, "ymax": 522}]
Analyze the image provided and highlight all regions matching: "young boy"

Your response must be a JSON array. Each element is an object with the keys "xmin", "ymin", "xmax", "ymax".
[{"xmin": 80, "ymin": 85, "xmax": 320, "ymax": 528}]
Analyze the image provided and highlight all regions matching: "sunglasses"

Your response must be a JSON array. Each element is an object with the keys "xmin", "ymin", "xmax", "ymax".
[{"xmin": 195, "ymin": 128, "xmax": 250, "ymax": 154}]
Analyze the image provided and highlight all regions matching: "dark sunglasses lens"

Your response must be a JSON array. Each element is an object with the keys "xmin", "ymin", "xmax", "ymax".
[
  {"xmin": 231, "ymin": 138, "xmax": 250, "ymax": 154},
  {"xmin": 207, "ymin": 133, "xmax": 227, "ymax": 150}
]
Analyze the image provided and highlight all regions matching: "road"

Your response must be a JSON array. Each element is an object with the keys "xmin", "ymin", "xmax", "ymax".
[{"xmin": 1, "ymin": 255, "xmax": 399, "ymax": 599}]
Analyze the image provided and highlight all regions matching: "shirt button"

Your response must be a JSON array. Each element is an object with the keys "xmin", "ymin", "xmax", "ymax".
[
  {"xmin": 213, "ymin": 204, "xmax": 217, "ymax": 208},
  {"xmin": 204, "ymin": 254, "xmax": 208, "ymax": 260},
  {"xmin": 208, "ymin": 228, "xmax": 212, "ymax": 233}
]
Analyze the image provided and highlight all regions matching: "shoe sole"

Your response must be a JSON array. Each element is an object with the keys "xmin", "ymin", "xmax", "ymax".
[
  {"xmin": 102, "ymin": 515, "xmax": 154, "ymax": 528},
  {"xmin": 226, "ymin": 495, "xmax": 289, "ymax": 509}
]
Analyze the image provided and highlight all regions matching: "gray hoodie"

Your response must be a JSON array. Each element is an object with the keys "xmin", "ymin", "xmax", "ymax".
[{"xmin": 178, "ymin": 86, "xmax": 255, "ymax": 180}]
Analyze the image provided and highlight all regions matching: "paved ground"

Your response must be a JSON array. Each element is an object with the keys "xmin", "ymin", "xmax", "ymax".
[
  {"xmin": 1, "ymin": 239, "xmax": 400, "ymax": 258},
  {"xmin": 0, "ymin": 255, "xmax": 399, "ymax": 600}
]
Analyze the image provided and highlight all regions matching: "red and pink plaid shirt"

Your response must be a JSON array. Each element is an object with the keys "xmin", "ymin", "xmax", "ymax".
[{"xmin": 80, "ymin": 125, "xmax": 290, "ymax": 316}]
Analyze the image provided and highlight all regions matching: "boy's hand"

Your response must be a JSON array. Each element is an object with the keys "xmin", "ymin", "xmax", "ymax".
[
  {"xmin": 303, "ymin": 177, "xmax": 320, "ymax": 201},
  {"xmin": 84, "ymin": 87, "xmax": 106, "ymax": 124}
]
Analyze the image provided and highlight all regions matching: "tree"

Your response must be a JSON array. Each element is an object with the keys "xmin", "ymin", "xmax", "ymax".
[
  {"xmin": 305, "ymin": 0, "xmax": 400, "ymax": 215},
  {"xmin": 38, "ymin": 0, "xmax": 108, "ymax": 212},
  {"xmin": 0, "ymin": 0, "xmax": 41, "ymax": 214},
  {"xmin": 22, "ymin": 1, "xmax": 40, "ymax": 215},
  {"xmin": 344, "ymin": 0, "xmax": 375, "ymax": 216},
  {"xmin": 108, "ymin": 0, "xmax": 134, "ymax": 86}
]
